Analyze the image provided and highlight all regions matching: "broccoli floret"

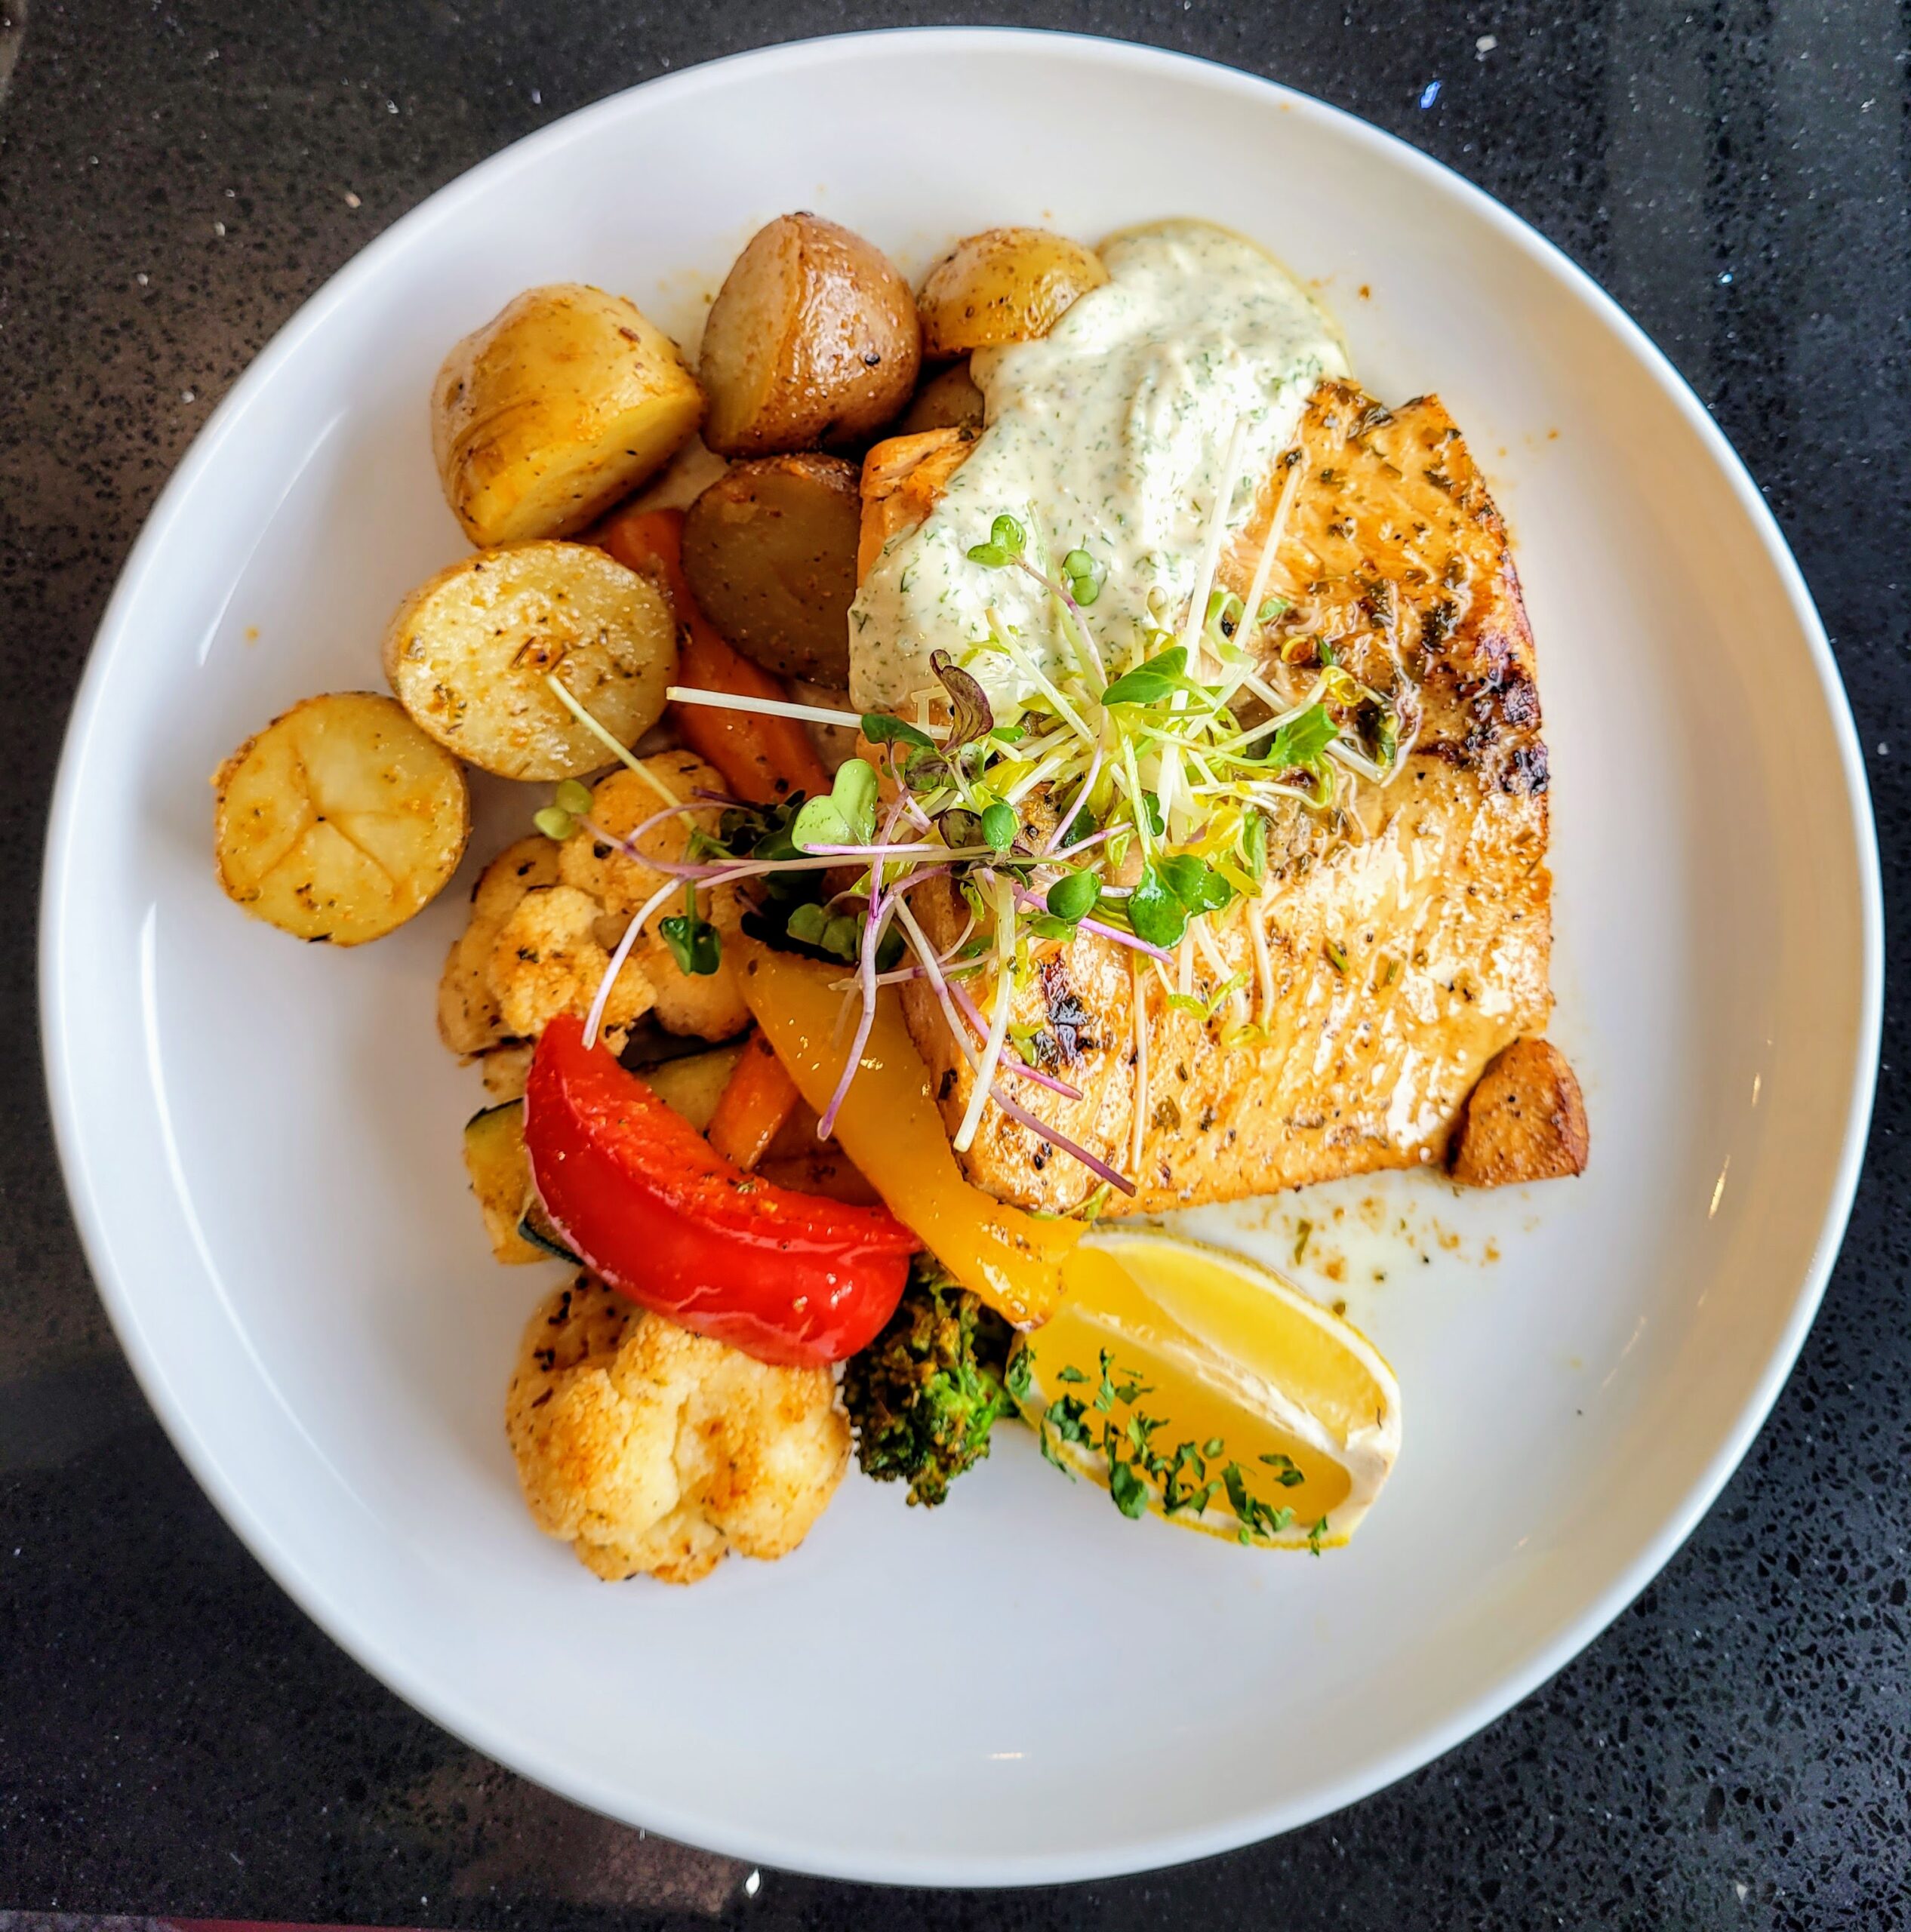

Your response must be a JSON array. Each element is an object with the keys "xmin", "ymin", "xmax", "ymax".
[{"xmin": 842, "ymin": 1258, "xmax": 1025, "ymax": 1506}]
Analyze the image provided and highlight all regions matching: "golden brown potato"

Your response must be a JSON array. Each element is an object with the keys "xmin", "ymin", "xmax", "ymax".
[
  {"xmin": 383, "ymin": 541, "xmax": 675, "ymax": 781},
  {"xmin": 1448, "ymin": 1038, "xmax": 1589, "ymax": 1188},
  {"xmin": 214, "ymin": 692, "xmax": 469, "ymax": 945},
  {"xmin": 432, "ymin": 284, "xmax": 703, "ymax": 546},
  {"xmin": 900, "ymin": 360, "xmax": 986, "ymax": 434},
  {"xmin": 915, "ymin": 226, "xmax": 1107, "ymax": 358},
  {"xmin": 680, "ymin": 454, "xmax": 860, "ymax": 683},
  {"xmin": 698, "ymin": 213, "xmax": 921, "ymax": 457},
  {"xmin": 437, "ymin": 836, "xmax": 563, "ymax": 1056}
]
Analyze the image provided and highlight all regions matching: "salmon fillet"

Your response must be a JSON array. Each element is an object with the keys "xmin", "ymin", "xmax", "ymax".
[{"xmin": 863, "ymin": 378, "xmax": 1569, "ymax": 1214}]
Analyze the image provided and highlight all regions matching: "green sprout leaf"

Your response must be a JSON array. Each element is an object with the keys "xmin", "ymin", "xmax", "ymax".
[
  {"xmin": 861, "ymin": 712, "xmax": 935, "ymax": 750},
  {"xmin": 790, "ymin": 757, "xmax": 879, "ymax": 851},
  {"xmin": 532, "ymin": 806, "xmax": 576, "ymax": 842},
  {"xmin": 1266, "ymin": 703, "xmax": 1339, "ymax": 774},
  {"xmin": 1128, "ymin": 863, "xmax": 1189, "ymax": 949},
  {"xmin": 552, "ymin": 779, "xmax": 594, "ymax": 816},
  {"xmin": 1045, "ymin": 869, "xmax": 1101, "ymax": 924},
  {"xmin": 980, "ymin": 801, "xmax": 1017, "ymax": 851},
  {"xmin": 659, "ymin": 886, "xmax": 722, "ymax": 977},
  {"xmin": 965, "ymin": 512, "xmax": 1027, "ymax": 568},
  {"xmin": 1156, "ymin": 853, "xmax": 1235, "ymax": 915},
  {"xmin": 1062, "ymin": 547, "xmax": 1105, "ymax": 606},
  {"xmin": 1239, "ymin": 808, "xmax": 1268, "ymax": 880},
  {"xmin": 1100, "ymin": 645, "xmax": 1188, "ymax": 707}
]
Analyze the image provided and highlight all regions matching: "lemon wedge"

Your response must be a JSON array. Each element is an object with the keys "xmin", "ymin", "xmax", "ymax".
[{"xmin": 1012, "ymin": 1230, "xmax": 1402, "ymax": 1550}]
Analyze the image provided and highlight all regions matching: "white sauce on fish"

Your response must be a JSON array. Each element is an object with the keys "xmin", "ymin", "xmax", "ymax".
[{"xmin": 848, "ymin": 218, "xmax": 1348, "ymax": 715}]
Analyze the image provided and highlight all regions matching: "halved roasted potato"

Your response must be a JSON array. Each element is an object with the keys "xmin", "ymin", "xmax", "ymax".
[
  {"xmin": 432, "ymin": 284, "xmax": 703, "ymax": 546},
  {"xmin": 383, "ymin": 541, "xmax": 675, "ymax": 781},
  {"xmin": 680, "ymin": 454, "xmax": 860, "ymax": 683},
  {"xmin": 214, "ymin": 691, "xmax": 469, "ymax": 945},
  {"xmin": 438, "ymin": 835, "xmax": 563, "ymax": 1055},
  {"xmin": 698, "ymin": 214, "xmax": 920, "ymax": 456},
  {"xmin": 915, "ymin": 226, "xmax": 1107, "ymax": 358},
  {"xmin": 900, "ymin": 360, "xmax": 986, "ymax": 434},
  {"xmin": 1448, "ymin": 1038, "xmax": 1589, "ymax": 1188}
]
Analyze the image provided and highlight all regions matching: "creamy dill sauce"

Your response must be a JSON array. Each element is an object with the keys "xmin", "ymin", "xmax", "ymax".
[{"xmin": 848, "ymin": 219, "xmax": 1348, "ymax": 715}]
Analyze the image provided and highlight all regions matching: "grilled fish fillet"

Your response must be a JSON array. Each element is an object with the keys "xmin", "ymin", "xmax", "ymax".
[{"xmin": 863, "ymin": 378, "xmax": 1580, "ymax": 1214}]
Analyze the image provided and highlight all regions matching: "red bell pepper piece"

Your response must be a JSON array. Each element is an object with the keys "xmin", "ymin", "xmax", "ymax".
[{"xmin": 523, "ymin": 1014, "xmax": 916, "ymax": 1367}]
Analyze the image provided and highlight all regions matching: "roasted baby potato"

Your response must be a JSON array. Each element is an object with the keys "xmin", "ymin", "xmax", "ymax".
[
  {"xmin": 437, "ymin": 835, "xmax": 563, "ymax": 1056},
  {"xmin": 432, "ymin": 284, "xmax": 703, "ymax": 546},
  {"xmin": 383, "ymin": 541, "xmax": 676, "ymax": 781},
  {"xmin": 915, "ymin": 226, "xmax": 1107, "ymax": 359},
  {"xmin": 698, "ymin": 213, "xmax": 921, "ymax": 457},
  {"xmin": 900, "ymin": 360, "xmax": 986, "ymax": 434},
  {"xmin": 680, "ymin": 454, "xmax": 860, "ymax": 683},
  {"xmin": 214, "ymin": 691, "xmax": 469, "ymax": 945},
  {"xmin": 1448, "ymin": 1038, "xmax": 1589, "ymax": 1188}
]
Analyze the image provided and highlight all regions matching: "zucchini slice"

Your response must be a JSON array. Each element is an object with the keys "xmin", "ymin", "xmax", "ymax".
[{"xmin": 462, "ymin": 1100, "xmax": 545, "ymax": 1266}]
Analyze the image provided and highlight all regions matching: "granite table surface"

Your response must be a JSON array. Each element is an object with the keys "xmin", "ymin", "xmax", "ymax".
[{"xmin": 2, "ymin": 2, "xmax": 1906, "ymax": 1927}]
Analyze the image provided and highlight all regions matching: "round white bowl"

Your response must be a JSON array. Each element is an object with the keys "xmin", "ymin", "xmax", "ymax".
[{"xmin": 40, "ymin": 28, "xmax": 1880, "ymax": 1885}]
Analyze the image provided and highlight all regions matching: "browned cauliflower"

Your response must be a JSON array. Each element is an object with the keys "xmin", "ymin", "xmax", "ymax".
[
  {"xmin": 556, "ymin": 755, "xmax": 752, "ymax": 1040},
  {"xmin": 486, "ymin": 883, "xmax": 655, "ymax": 1044},
  {"xmin": 505, "ymin": 1275, "xmax": 849, "ymax": 1585}
]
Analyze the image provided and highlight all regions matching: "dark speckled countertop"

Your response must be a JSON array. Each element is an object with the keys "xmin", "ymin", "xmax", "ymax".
[{"xmin": 2, "ymin": 3, "xmax": 1906, "ymax": 1927}]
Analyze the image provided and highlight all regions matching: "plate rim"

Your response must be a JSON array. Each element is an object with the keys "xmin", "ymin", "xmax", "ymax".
[{"xmin": 38, "ymin": 24, "xmax": 1885, "ymax": 1886}]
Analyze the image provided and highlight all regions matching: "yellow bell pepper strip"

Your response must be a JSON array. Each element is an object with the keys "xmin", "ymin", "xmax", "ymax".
[{"xmin": 737, "ymin": 939, "xmax": 1079, "ymax": 1328}]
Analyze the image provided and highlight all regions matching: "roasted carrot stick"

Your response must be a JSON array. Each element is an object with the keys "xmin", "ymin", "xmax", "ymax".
[
  {"xmin": 705, "ymin": 1029, "xmax": 803, "ymax": 1171},
  {"xmin": 587, "ymin": 503, "xmax": 833, "ymax": 806}
]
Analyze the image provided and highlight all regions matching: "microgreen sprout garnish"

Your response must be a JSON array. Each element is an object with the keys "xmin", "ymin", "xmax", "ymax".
[
  {"xmin": 571, "ymin": 427, "xmax": 1420, "ymax": 1194},
  {"xmin": 658, "ymin": 884, "xmax": 722, "ymax": 977},
  {"xmin": 533, "ymin": 778, "xmax": 595, "ymax": 843}
]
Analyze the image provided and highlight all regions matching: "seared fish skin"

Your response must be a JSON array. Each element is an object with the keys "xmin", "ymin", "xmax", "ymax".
[{"xmin": 894, "ymin": 380, "xmax": 1569, "ymax": 1214}]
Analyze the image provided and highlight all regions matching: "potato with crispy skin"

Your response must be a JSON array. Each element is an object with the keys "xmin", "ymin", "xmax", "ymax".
[
  {"xmin": 432, "ymin": 284, "xmax": 703, "ymax": 546},
  {"xmin": 698, "ymin": 214, "xmax": 920, "ymax": 456},
  {"xmin": 1448, "ymin": 1038, "xmax": 1589, "ymax": 1188},
  {"xmin": 383, "ymin": 542, "xmax": 675, "ymax": 781},
  {"xmin": 915, "ymin": 226, "xmax": 1106, "ymax": 358},
  {"xmin": 680, "ymin": 454, "xmax": 860, "ymax": 684},
  {"xmin": 438, "ymin": 835, "xmax": 563, "ymax": 1056},
  {"xmin": 506, "ymin": 1275, "xmax": 849, "ymax": 1584},
  {"xmin": 214, "ymin": 691, "xmax": 469, "ymax": 946}
]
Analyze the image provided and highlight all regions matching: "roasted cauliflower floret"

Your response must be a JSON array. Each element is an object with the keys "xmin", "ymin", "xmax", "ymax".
[
  {"xmin": 558, "ymin": 754, "xmax": 752, "ymax": 1039},
  {"xmin": 486, "ymin": 883, "xmax": 655, "ymax": 1044},
  {"xmin": 438, "ymin": 836, "xmax": 564, "ymax": 1056},
  {"xmin": 506, "ymin": 1276, "xmax": 849, "ymax": 1584}
]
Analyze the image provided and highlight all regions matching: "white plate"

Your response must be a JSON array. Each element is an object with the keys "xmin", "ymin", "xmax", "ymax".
[{"xmin": 40, "ymin": 29, "xmax": 1880, "ymax": 1885}]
